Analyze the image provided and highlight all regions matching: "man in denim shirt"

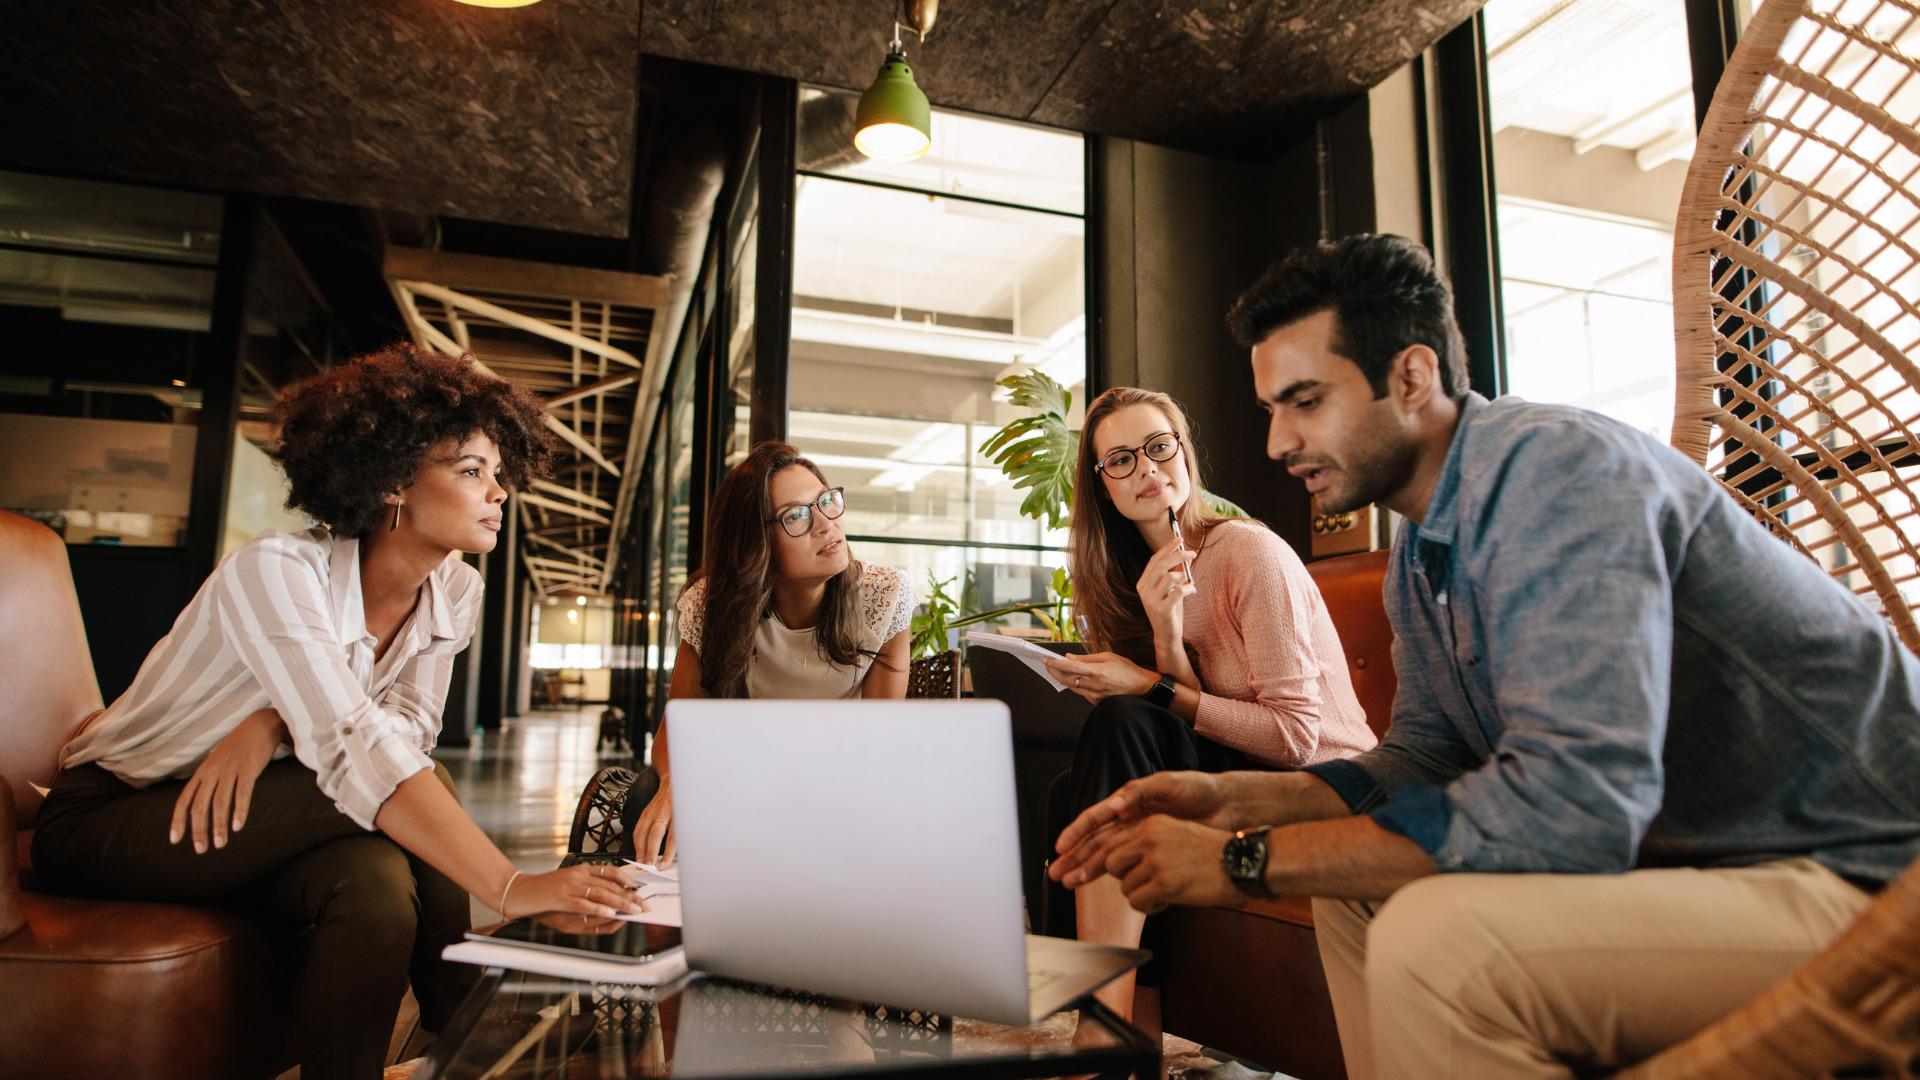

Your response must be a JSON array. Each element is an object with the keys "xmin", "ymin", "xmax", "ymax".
[{"xmin": 1050, "ymin": 235, "xmax": 1920, "ymax": 1078}]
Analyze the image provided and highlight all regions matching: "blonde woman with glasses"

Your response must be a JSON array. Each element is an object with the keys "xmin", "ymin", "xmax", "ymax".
[{"xmin": 1042, "ymin": 386, "xmax": 1377, "ymax": 1038}]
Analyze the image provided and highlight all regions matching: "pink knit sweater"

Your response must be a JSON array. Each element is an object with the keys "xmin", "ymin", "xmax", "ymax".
[{"xmin": 1180, "ymin": 519, "xmax": 1377, "ymax": 766}]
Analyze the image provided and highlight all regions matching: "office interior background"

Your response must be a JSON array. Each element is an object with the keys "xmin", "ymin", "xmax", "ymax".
[{"xmin": 0, "ymin": 0, "xmax": 1862, "ymax": 747}]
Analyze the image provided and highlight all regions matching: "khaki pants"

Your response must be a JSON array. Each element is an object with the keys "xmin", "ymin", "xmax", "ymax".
[{"xmin": 1312, "ymin": 858, "xmax": 1871, "ymax": 1079}]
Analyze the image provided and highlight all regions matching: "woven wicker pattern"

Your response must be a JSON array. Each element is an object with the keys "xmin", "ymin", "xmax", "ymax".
[
  {"xmin": 907, "ymin": 649, "xmax": 962, "ymax": 700},
  {"xmin": 567, "ymin": 765, "xmax": 639, "ymax": 855},
  {"xmin": 1671, "ymin": 0, "xmax": 1920, "ymax": 651},
  {"xmin": 1645, "ymin": 1, "xmax": 1920, "ymax": 1074}
]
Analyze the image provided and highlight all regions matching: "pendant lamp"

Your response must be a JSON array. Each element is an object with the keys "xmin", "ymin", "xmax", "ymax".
[{"xmin": 854, "ymin": 2, "xmax": 939, "ymax": 160}]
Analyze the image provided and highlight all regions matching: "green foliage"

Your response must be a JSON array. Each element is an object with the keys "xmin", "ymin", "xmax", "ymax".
[
  {"xmin": 979, "ymin": 371, "xmax": 1079, "ymax": 531},
  {"xmin": 1050, "ymin": 566, "xmax": 1080, "ymax": 642},
  {"xmin": 910, "ymin": 572, "xmax": 959, "ymax": 659},
  {"xmin": 909, "ymin": 569, "xmax": 1073, "ymax": 659},
  {"xmin": 1205, "ymin": 490, "xmax": 1250, "ymax": 519},
  {"xmin": 929, "ymin": 370, "xmax": 1243, "ymax": 657}
]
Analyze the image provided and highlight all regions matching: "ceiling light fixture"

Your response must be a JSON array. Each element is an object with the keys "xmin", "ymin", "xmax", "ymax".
[{"xmin": 855, "ymin": 1, "xmax": 939, "ymax": 161}]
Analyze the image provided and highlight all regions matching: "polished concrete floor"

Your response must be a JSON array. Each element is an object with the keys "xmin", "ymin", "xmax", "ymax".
[{"xmin": 432, "ymin": 707, "xmax": 640, "ymax": 921}]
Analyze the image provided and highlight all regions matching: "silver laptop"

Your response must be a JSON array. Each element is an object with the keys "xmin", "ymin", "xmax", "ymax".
[{"xmin": 667, "ymin": 698, "xmax": 1147, "ymax": 1026}]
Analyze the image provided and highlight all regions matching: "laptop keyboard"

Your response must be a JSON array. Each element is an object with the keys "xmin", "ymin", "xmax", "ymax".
[{"xmin": 1028, "ymin": 967, "xmax": 1067, "ymax": 992}]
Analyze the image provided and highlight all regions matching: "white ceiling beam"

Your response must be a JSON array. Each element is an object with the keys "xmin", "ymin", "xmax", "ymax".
[
  {"xmin": 544, "ymin": 416, "xmax": 622, "ymax": 477},
  {"xmin": 545, "ymin": 372, "xmax": 638, "ymax": 409},
  {"xmin": 398, "ymin": 280, "xmax": 642, "ymax": 369},
  {"xmin": 525, "ymin": 554, "xmax": 608, "ymax": 573},
  {"xmin": 1573, "ymin": 86, "xmax": 1692, "ymax": 155},
  {"xmin": 530, "ymin": 479, "xmax": 614, "ymax": 511},
  {"xmin": 522, "ymin": 531, "xmax": 607, "ymax": 567},
  {"xmin": 518, "ymin": 492, "xmax": 610, "ymax": 524},
  {"xmin": 395, "ymin": 287, "xmax": 624, "ymax": 480}
]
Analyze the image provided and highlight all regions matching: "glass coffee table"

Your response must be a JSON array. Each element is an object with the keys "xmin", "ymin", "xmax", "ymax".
[{"xmin": 423, "ymin": 932, "xmax": 1157, "ymax": 1080}]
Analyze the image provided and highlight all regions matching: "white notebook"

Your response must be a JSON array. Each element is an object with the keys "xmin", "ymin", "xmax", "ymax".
[
  {"xmin": 442, "ymin": 940, "xmax": 689, "ymax": 985},
  {"xmin": 964, "ymin": 631, "xmax": 1069, "ymax": 691}
]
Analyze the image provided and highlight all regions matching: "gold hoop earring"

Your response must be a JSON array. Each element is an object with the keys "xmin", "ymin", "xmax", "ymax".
[{"xmin": 391, "ymin": 504, "xmax": 401, "ymax": 532}]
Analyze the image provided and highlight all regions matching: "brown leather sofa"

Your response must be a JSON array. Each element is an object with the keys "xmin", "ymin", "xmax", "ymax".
[
  {"xmin": 1157, "ymin": 549, "xmax": 1396, "ymax": 1080},
  {"xmin": 0, "ymin": 510, "xmax": 302, "ymax": 1079}
]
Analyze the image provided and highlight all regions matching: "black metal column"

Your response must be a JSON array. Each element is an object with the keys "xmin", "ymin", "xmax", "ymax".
[
  {"xmin": 749, "ymin": 78, "xmax": 797, "ymax": 448},
  {"xmin": 184, "ymin": 196, "xmax": 258, "ymax": 582},
  {"xmin": 1432, "ymin": 13, "xmax": 1507, "ymax": 398},
  {"xmin": 441, "ymin": 554, "xmax": 483, "ymax": 747},
  {"xmin": 475, "ymin": 503, "xmax": 517, "ymax": 732}
]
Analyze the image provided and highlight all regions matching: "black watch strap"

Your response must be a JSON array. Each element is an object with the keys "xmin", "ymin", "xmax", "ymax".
[
  {"xmin": 1222, "ymin": 827, "xmax": 1277, "ymax": 900},
  {"xmin": 1145, "ymin": 672, "xmax": 1177, "ymax": 709}
]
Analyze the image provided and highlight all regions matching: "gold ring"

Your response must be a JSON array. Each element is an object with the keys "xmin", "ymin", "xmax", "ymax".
[
  {"xmin": 1076, "ymin": 676, "xmax": 1083, "ymax": 689},
  {"xmin": 586, "ymin": 886, "xmax": 595, "ymax": 902}
]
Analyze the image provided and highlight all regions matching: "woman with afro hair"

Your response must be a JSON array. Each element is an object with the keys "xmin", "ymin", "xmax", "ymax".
[{"xmin": 34, "ymin": 344, "xmax": 646, "ymax": 1080}]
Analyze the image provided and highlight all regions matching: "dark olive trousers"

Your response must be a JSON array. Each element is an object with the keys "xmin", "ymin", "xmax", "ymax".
[{"xmin": 32, "ymin": 758, "xmax": 479, "ymax": 1080}]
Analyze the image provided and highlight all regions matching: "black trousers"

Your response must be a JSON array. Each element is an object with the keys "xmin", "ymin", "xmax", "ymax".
[
  {"xmin": 32, "ymin": 758, "xmax": 480, "ymax": 1080},
  {"xmin": 1067, "ymin": 695, "xmax": 1261, "ymax": 986}
]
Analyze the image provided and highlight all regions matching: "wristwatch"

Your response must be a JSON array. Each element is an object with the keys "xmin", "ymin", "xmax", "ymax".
[
  {"xmin": 1221, "ymin": 827, "xmax": 1277, "ymax": 900},
  {"xmin": 1145, "ymin": 672, "xmax": 1177, "ymax": 710}
]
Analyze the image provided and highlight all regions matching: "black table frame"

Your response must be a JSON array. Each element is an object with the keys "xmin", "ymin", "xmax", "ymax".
[{"xmin": 423, "ymin": 965, "xmax": 1161, "ymax": 1080}]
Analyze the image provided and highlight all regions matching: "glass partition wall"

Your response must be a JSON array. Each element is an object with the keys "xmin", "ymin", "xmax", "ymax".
[
  {"xmin": 608, "ymin": 80, "xmax": 1092, "ymax": 740},
  {"xmin": 788, "ymin": 89, "xmax": 1088, "ymax": 637},
  {"xmin": 1483, "ymin": 0, "xmax": 1701, "ymax": 441}
]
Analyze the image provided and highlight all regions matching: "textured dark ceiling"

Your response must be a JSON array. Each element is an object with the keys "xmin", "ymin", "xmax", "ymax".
[
  {"xmin": 0, "ymin": 0, "xmax": 641, "ymax": 237},
  {"xmin": 0, "ymin": 0, "xmax": 1479, "ymax": 239},
  {"xmin": 641, "ymin": 0, "xmax": 1484, "ymax": 157}
]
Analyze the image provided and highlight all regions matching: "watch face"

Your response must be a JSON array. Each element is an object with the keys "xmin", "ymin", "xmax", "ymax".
[{"xmin": 1223, "ymin": 835, "xmax": 1265, "ymax": 881}]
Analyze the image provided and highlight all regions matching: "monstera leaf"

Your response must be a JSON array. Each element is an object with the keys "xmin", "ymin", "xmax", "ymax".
[{"xmin": 980, "ymin": 372, "xmax": 1079, "ymax": 531}]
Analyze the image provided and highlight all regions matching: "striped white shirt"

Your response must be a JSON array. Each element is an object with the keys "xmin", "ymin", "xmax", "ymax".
[{"xmin": 59, "ymin": 526, "xmax": 481, "ymax": 829}]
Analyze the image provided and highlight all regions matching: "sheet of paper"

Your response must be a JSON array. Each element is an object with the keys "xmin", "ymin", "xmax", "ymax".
[
  {"xmin": 616, "ymin": 860, "xmax": 679, "ymax": 888},
  {"xmin": 612, "ymin": 889, "xmax": 682, "ymax": 927},
  {"xmin": 442, "ymin": 940, "xmax": 689, "ymax": 985},
  {"xmin": 964, "ymin": 630, "xmax": 1069, "ymax": 692}
]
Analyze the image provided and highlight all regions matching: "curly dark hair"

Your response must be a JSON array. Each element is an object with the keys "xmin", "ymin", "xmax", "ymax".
[
  {"xmin": 270, "ymin": 343, "xmax": 557, "ymax": 537},
  {"xmin": 1227, "ymin": 234, "xmax": 1471, "ymax": 401}
]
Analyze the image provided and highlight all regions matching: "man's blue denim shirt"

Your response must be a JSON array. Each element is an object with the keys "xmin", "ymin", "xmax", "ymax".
[{"xmin": 1304, "ymin": 393, "xmax": 1920, "ymax": 886}]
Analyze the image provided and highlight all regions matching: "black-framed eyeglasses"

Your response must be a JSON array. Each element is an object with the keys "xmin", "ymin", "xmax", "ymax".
[
  {"xmin": 769, "ymin": 486, "xmax": 846, "ymax": 537},
  {"xmin": 1094, "ymin": 432, "xmax": 1182, "ymax": 480}
]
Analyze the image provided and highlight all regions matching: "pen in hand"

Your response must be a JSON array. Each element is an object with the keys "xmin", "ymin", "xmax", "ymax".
[{"xmin": 1168, "ymin": 507, "xmax": 1192, "ymax": 585}]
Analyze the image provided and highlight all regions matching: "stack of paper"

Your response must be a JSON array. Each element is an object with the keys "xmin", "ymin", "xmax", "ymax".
[
  {"xmin": 442, "ymin": 941, "xmax": 689, "ymax": 985},
  {"xmin": 614, "ymin": 860, "xmax": 681, "ymax": 928},
  {"xmin": 964, "ymin": 631, "xmax": 1069, "ymax": 691}
]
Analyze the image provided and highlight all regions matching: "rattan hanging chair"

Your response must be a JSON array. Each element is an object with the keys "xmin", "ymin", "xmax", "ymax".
[
  {"xmin": 1624, "ymin": 0, "xmax": 1920, "ymax": 1075},
  {"xmin": 1670, "ymin": 0, "xmax": 1920, "ymax": 651}
]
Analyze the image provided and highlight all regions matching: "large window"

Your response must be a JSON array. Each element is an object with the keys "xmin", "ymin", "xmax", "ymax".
[
  {"xmin": 789, "ymin": 91, "xmax": 1086, "ymax": 632},
  {"xmin": 1485, "ymin": 0, "xmax": 1700, "ymax": 441},
  {"xmin": 0, "ymin": 172, "xmax": 319, "ymax": 551},
  {"xmin": 0, "ymin": 172, "xmax": 221, "ymax": 546}
]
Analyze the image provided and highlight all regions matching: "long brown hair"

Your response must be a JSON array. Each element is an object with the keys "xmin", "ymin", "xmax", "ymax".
[
  {"xmin": 1068, "ymin": 387, "xmax": 1233, "ymax": 666},
  {"xmin": 691, "ymin": 441, "xmax": 867, "ymax": 698}
]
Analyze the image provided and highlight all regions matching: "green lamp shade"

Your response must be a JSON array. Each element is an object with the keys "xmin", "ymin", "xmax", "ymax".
[{"xmin": 854, "ymin": 53, "xmax": 932, "ymax": 160}]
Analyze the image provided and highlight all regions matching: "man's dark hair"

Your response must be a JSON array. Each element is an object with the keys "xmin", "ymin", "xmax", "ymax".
[
  {"xmin": 1226, "ymin": 234, "xmax": 1471, "ymax": 400},
  {"xmin": 270, "ymin": 342, "xmax": 557, "ymax": 537}
]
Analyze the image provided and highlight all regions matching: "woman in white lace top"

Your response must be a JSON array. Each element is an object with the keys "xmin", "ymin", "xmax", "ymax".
[{"xmin": 628, "ymin": 441, "xmax": 916, "ymax": 862}]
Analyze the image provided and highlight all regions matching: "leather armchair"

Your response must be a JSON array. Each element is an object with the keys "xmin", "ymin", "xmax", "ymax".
[
  {"xmin": 0, "ymin": 510, "xmax": 303, "ymax": 1079},
  {"xmin": 1155, "ymin": 549, "xmax": 1395, "ymax": 1080},
  {"xmin": 1121, "ymin": 549, "xmax": 1397, "ymax": 1076}
]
